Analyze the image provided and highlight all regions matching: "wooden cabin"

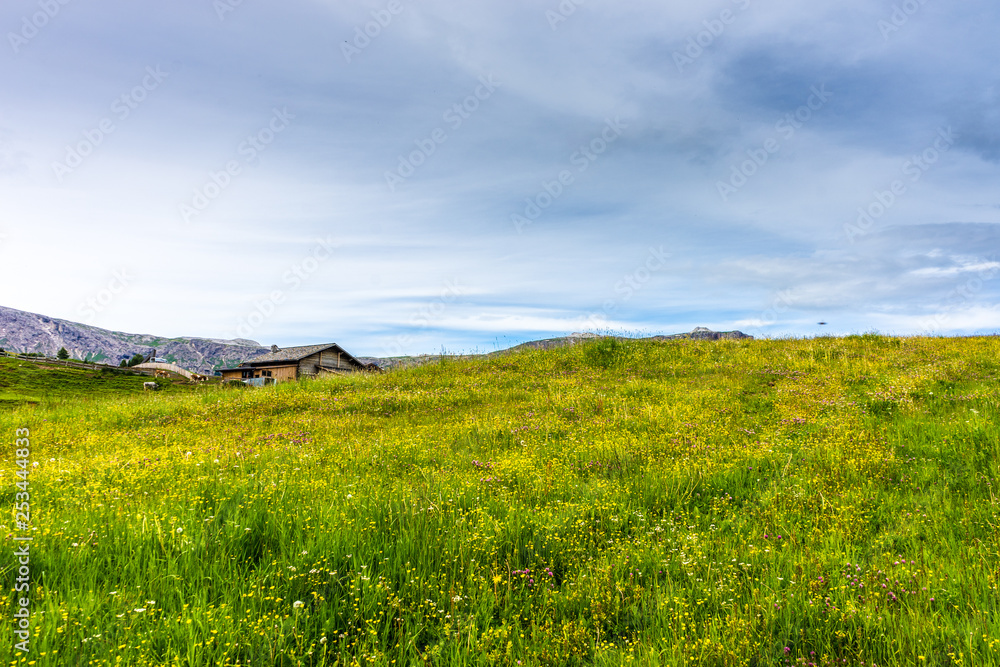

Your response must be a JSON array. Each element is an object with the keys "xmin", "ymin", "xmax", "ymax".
[{"xmin": 218, "ymin": 343, "xmax": 367, "ymax": 384}]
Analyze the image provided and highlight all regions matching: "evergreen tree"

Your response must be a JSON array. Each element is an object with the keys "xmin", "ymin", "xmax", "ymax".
[{"xmin": 57, "ymin": 347, "xmax": 69, "ymax": 360}]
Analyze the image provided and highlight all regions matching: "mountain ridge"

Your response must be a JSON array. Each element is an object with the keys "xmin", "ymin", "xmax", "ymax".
[{"xmin": 0, "ymin": 305, "xmax": 270, "ymax": 375}]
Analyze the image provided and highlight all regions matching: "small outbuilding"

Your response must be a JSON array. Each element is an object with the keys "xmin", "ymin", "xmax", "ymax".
[{"xmin": 218, "ymin": 343, "xmax": 366, "ymax": 384}]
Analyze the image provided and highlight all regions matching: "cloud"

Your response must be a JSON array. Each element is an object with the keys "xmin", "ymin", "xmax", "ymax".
[{"xmin": 0, "ymin": 0, "xmax": 998, "ymax": 351}]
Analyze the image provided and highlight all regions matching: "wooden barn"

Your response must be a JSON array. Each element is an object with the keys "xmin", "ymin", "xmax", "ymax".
[{"xmin": 218, "ymin": 343, "xmax": 367, "ymax": 383}]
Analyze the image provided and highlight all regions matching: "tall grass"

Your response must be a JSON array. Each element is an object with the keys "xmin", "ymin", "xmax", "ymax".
[{"xmin": 1, "ymin": 335, "xmax": 998, "ymax": 665}]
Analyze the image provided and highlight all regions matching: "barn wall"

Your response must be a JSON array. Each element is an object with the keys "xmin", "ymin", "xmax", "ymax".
[
  {"xmin": 245, "ymin": 365, "xmax": 298, "ymax": 381},
  {"xmin": 319, "ymin": 349, "xmax": 356, "ymax": 370},
  {"xmin": 223, "ymin": 365, "xmax": 298, "ymax": 382},
  {"xmin": 270, "ymin": 365, "xmax": 299, "ymax": 382},
  {"xmin": 297, "ymin": 353, "xmax": 322, "ymax": 377}
]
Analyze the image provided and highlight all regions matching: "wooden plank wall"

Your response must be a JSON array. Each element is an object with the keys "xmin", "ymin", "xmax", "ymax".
[
  {"xmin": 319, "ymin": 349, "xmax": 354, "ymax": 370},
  {"xmin": 297, "ymin": 353, "xmax": 321, "ymax": 377},
  {"xmin": 271, "ymin": 365, "xmax": 298, "ymax": 382},
  {"xmin": 223, "ymin": 365, "xmax": 298, "ymax": 382}
]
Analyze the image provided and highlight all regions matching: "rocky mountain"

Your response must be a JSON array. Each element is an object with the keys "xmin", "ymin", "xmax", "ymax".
[
  {"xmin": 0, "ymin": 305, "xmax": 270, "ymax": 375},
  {"xmin": 648, "ymin": 326, "xmax": 754, "ymax": 341}
]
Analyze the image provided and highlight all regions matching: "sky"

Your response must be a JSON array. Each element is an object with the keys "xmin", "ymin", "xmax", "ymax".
[{"xmin": 0, "ymin": 0, "xmax": 998, "ymax": 356}]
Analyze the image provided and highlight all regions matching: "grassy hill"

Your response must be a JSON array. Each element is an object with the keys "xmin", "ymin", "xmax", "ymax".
[
  {"xmin": 0, "ymin": 335, "xmax": 998, "ymax": 665},
  {"xmin": 0, "ymin": 355, "xmax": 212, "ymax": 407}
]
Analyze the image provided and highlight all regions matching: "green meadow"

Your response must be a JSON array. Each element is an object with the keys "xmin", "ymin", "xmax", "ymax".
[
  {"xmin": 0, "ymin": 356, "xmax": 195, "ymax": 407},
  {"xmin": 1, "ymin": 335, "xmax": 998, "ymax": 666}
]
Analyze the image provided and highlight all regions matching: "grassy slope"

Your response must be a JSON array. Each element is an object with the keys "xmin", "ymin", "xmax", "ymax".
[
  {"xmin": 0, "ymin": 357, "xmax": 204, "ymax": 406},
  {"xmin": 0, "ymin": 335, "xmax": 998, "ymax": 666}
]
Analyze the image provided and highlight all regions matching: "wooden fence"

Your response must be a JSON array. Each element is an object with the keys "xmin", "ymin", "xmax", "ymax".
[{"xmin": 0, "ymin": 352, "xmax": 156, "ymax": 376}]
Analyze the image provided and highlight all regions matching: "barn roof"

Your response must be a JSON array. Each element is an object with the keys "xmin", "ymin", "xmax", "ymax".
[{"xmin": 239, "ymin": 343, "xmax": 364, "ymax": 367}]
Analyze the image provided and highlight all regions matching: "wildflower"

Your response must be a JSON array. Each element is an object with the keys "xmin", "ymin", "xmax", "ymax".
[
  {"xmin": 293, "ymin": 600, "xmax": 304, "ymax": 609},
  {"xmin": 176, "ymin": 528, "xmax": 183, "ymax": 533}
]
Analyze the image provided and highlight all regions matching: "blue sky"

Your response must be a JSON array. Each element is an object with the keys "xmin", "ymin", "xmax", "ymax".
[{"xmin": 1, "ymin": 0, "xmax": 997, "ymax": 356}]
